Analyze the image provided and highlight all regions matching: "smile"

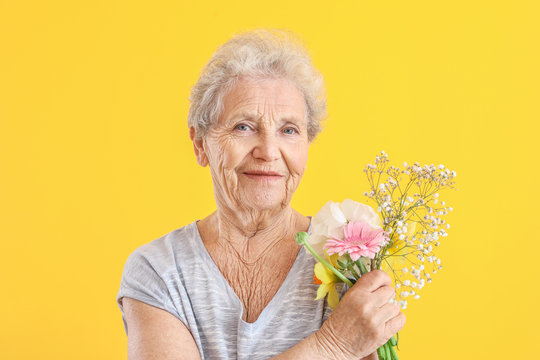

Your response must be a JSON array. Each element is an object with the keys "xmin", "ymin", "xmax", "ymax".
[{"xmin": 243, "ymin": 171, "xmax": 284, "ymax": 181}]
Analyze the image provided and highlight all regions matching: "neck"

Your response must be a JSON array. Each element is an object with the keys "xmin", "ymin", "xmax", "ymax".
[{"xmin": 200, "ymin": 206, "xmax": 308, "ymax": 264}]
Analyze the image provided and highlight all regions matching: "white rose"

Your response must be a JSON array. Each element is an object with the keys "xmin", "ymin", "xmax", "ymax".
[{"xmin": 307, "ymin": 199, "xmax": 383, "ymax": 258}]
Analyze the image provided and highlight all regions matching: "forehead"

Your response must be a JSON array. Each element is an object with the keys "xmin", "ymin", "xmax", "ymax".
[{"xmin": 219, "ymin": 77, "xmax": 306, "ymax": 123}]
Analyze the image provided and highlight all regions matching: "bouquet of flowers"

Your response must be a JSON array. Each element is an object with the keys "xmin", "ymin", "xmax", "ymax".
[{"xmin": 295, "ymin": 151, "xmax": 457, "ymax": 360}]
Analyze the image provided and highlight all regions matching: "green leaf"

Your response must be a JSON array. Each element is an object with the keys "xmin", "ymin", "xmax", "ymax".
[{"xmin": 337, "ymin": 259, "xmax": 348, "ymax": 269}]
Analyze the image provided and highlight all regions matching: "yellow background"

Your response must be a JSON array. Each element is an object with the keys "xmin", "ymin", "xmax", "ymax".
[{"xmin": 1, "ymin": 1, "xmax": 538, "ymax": 359}]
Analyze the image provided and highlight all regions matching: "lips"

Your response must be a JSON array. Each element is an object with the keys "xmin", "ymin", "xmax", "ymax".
[
  {"xmin": 243, "ymin": 171, "xmax": 283, "ymax": 176},
  {"xmin": 242, "ymin": 170, "xmax": 284, "ymax": 180}
]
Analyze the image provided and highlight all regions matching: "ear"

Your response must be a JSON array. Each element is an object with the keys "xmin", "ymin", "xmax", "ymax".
[{"xmin": 189, "ymin": 127, "xmax": 209, "ymax": 167}]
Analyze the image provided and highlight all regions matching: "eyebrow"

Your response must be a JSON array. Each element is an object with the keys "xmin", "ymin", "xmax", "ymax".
[{"xmin": 229, "ymin": 111, "xmax": 304, "ymax": 124}]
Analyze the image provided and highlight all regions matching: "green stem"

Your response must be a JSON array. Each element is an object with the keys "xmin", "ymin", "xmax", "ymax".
[
  {"xmin": 355, "ymin": 258, "xmax": 369, "ymax": 275},
  {"xmin": 377, "ymin": 346, "xmax": 386, "ymax": 360},
  {"xmin": 295, "ymin": 232, "xmax": 354, "ymax": 287},
  {"xmin": 384, "ymin": 342, "xmax": 391, "ymax": 359},
  {"xmin": 347, "ymin": 263, "xmax": 360, "ymax": 279},
  {"xmin": 388, "ymin": 341, "xmax": 399, "ymax": 360}
]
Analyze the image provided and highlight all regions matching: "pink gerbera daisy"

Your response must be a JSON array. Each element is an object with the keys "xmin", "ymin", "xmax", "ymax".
[{"xmin": 324, "ymin": 221, "xmax": 388, "ymax": 261}]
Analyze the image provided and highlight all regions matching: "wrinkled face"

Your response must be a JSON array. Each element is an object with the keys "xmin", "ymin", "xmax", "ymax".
[{"xmin": 194, "ymin": 77, "xmax": 310, "ymax": 212}]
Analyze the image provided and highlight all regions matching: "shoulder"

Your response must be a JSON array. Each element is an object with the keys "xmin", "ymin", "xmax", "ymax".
[
  {"xmin": 117, "ymin": 222, "xmax": 200, "ymax": 332},
  {"xmin": 122, "ymin": 221, "xmax": 199, "ymax": 274},
  {"xmin": 117, "ymin": 221, "xmax": 203, "ymax": 305}
]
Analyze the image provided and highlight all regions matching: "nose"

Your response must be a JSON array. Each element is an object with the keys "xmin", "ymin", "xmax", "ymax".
[{"xmin": 252, "ymin": 133, "xmax": 281, "ymax": 162}]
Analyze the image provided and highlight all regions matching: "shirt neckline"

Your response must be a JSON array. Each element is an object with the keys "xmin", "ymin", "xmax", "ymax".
[{"xmin": 190, "ymin": 216, "xmax": 312, "ymax": 328}]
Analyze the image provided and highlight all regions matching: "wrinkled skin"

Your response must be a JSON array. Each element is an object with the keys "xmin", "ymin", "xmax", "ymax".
[
  {"xmin": 190, "ymin": 77, "xmax": 312, "ymax": 322},
  {"xmin": 191, "ymin": 76, "xmax": 311, "ymax": 248},
  {"xmin": 192, "ymin": 77, "xmax": 309, "ymax": 231}
]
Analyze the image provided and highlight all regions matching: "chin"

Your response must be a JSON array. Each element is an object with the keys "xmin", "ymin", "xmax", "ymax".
[{"xmin": 244, "ymin": 192, "xmax": 288, "ymax": 211}]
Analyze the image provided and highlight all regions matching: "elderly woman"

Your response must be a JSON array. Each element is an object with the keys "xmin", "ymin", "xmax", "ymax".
[{"xmin": 116, "ymin": 29, "xmax": 405, "ymax": 360}]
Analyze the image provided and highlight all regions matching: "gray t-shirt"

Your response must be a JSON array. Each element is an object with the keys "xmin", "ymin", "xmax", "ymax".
[{"xmin": 116, "ymin": 219, "xmax": 345, "ymax": 359}]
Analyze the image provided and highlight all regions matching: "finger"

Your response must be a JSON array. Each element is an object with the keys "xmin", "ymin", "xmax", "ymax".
[
  {"xmin": 354, "ymin": 269, "xmax": 392, "ymax": 292},
  {"xmin": 375, "ymin": 302, "xmax": 401, "ymax": 324},
  {"xmin": 371, "ymin": 285, "xmax": 396, "ymax": 307},
  {"xmin": 384, "ymin": 312, "xmax": 406, "ymax": 338}
]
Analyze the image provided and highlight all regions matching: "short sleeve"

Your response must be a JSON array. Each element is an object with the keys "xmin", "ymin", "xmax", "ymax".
[{"xmin": 116, "ymin": 248, "xmax": 186, "ymax": 335}]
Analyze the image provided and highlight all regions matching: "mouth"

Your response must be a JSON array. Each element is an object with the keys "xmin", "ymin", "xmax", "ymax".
[{"xmin": 242, "ymin": 171, "xmax": 284, "ymax": 181}]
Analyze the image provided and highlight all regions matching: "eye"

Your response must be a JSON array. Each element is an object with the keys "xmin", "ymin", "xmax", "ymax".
[
  {"xmin": 235, "ymin": 124, "xmax": 251, "ymax": 131},
  {"xmin": 283, "ymin": 127, "xmax": 298, "ymax": 135}
]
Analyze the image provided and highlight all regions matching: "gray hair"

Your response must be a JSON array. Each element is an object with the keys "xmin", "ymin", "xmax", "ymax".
[{"xmin": 187, "ymin": 28, "xmax": 327, "ymax": 142}]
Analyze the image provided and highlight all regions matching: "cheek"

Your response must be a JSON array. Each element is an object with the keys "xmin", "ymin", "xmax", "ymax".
[
  {"xmin": 207, "ymin": 134, "xmax": 250, "ymax": 172},
  {"xmin": 286, "ymin": 143, "xmax": 309, "ymax": 176},
  {"xmin": 222, "ymin": 142, "xmax": 249, "ymax": 170}
]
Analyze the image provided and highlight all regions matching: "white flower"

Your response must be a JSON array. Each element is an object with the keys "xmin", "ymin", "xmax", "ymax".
[
  {"xmin": 399, "ymin": 300, "xmax": 407, "ymax": 309},
  {"xmin": 306, "ymin": 199, "xmax": 384, "ymax": 258}
]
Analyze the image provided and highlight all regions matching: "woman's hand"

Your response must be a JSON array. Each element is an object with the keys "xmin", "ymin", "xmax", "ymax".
[{"xmin": 313, "ymin": 269, "xmax": 405, "ymax": 360}]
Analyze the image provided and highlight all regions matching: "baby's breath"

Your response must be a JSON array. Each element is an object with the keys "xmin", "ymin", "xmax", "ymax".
[{"xmin": 363, "ymin": 151, "xmax": 457, "ymax": 309}]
